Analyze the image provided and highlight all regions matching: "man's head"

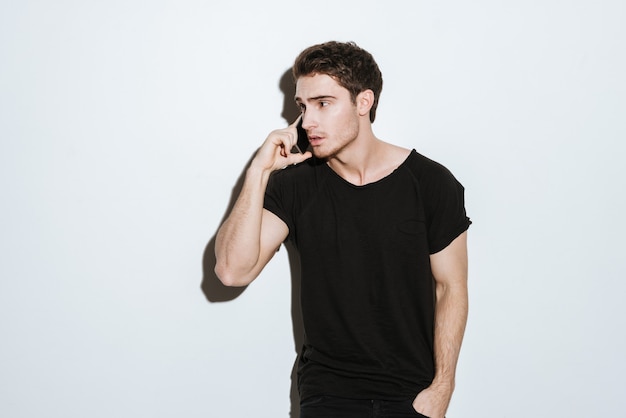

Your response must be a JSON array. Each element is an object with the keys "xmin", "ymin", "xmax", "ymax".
[{"xmin": 292, "ymin": 41, "xmax": 383, "ymax": 123}]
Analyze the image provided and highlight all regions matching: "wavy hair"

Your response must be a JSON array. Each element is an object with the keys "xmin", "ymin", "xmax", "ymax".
[{"xmin": 292, "ymin": 41, "xmax": 383, "ymax": 122}]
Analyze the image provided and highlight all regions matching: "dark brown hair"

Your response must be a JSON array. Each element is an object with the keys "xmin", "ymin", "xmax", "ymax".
[{"xmin": 292, "ymin": 41, "xmax": 383, "ymax": 122}]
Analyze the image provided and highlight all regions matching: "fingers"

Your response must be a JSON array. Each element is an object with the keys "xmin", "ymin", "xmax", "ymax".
[
  {"xmin": 253, "ymin": 117, "xmax": 308, "ymax": 173},
  {"xmin": 280, "ymin": 150, "xmax": 312, "ymax": 169},
  {"xmin": 277, "ymin": 131, "xmax": 296, "ymax": 157},
  {"xmin": 274, "ymin": 115, "xmax": 302, "ymax": 152},
  {"xmin": 289, "ymin": 113, "xmax": 302, "ymax": 128},
  {"xmin": 291, "ymin": 150, "xmax": 312, "ymax": 165},
  {"xmin": 275, "ymin": 119, "xmax": 302, "ymax": 155}
]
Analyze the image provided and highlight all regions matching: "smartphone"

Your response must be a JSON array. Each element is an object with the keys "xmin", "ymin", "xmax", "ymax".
[{"xmin": 290, "ymin": 117, "xmax": 310, "ymax": 154}]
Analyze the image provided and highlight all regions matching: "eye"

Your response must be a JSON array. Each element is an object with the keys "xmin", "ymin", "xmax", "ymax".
[{"xmin": 320, "ymin": 101, "xmax": 329, "ymax": 107}]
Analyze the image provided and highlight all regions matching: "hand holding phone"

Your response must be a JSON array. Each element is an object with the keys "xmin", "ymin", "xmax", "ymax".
[{"xmin": 290, "ymin": 116, "xmax": 310, "ymax": 154}]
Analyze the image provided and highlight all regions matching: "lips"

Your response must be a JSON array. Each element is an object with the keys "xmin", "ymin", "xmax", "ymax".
[{"xmin": 308, "ymin": 134, "xmax": 324, "ymax": 146}]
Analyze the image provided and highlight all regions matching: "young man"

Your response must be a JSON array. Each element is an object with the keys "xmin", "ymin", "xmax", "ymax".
[{"xmin": 215, "ymin": 41, "xmax": 471, "ymax": 418}]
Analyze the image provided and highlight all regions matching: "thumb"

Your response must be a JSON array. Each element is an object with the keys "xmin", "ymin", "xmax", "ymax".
[{"xmin": 289, "ymin": 150, "xmax": 312, "ymax": 166}]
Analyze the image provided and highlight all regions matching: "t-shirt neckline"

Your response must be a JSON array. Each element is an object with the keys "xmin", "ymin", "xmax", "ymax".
[{"xmin": 323, "ymin": 149, "xmax": 415, "ymax": 189}]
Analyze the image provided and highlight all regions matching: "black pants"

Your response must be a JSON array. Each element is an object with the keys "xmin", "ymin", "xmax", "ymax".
[{"xmin": 300, "ymin": 396, "xmax": 429, "ymax": 418}]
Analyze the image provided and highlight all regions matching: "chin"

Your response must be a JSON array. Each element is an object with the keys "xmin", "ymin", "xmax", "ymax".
[{"xmin": 311, "ymin": 147, "xmax": 332, "ymax": 160}]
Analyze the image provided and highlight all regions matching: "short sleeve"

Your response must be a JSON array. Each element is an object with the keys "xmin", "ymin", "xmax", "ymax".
[
  {"xmin": 421, "ymin": 164, "xmax": 471, "ymax": 254},
  {"xmin": 264, "ymin": 171, "xmax": 295, "ymax": 240}
]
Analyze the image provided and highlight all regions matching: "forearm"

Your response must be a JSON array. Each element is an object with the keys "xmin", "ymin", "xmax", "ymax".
[
  {"xmin": 431, "ymin": 279, "xmax": 468, "ymax": 389},
  {"xmin": 412, "ymin": 282, "xmax": 467, "ymax": 418},
  {"xmin": 214, "ymin": 166, "xmax": 272, "ymax": 286},
  {"xmin": 413, "ymin": 232, "xmax": 468, "ymax": 418}
]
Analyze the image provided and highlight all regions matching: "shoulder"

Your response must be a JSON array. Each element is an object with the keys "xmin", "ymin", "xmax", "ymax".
[
  {"xmin": 266, "ymin": 157, "xmax": 328, "ymax": 199},
  {"xmin": 403, "ymin": 150, "xmax": 462, "ymax": 186},
  {"xmin": 269, "ymin": 157, "xmax": 324, "ymax": 184}
]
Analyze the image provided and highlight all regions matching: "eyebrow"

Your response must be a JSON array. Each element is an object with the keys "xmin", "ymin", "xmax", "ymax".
[{"xmin": 294, "ymin": 95, "xmax": 336, "ymax": 103}]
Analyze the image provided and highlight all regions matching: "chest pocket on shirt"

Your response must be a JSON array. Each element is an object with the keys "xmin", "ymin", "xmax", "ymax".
[{"xmin": 397, "ymin": 219, "xmax": 426, "ymax": 235}]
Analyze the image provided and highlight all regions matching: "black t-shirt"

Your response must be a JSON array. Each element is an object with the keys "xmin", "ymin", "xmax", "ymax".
[{"xmin": 264, "ymin": 150, "xmax": 471, "ymax": 401}]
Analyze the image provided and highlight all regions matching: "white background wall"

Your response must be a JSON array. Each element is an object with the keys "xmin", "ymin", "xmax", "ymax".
[{"xmin": 1, "ymin": 1, "xmax": 625, "ymax": 417}]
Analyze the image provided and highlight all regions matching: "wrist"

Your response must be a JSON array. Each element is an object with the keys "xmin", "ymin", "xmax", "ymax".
[
  {"xmin": 430, "ymin": 376, "xmax": 455, "ymax": 393},
  {"xmin": 246, "ymin": 163, "xmax": 273, "ymax": 181}
]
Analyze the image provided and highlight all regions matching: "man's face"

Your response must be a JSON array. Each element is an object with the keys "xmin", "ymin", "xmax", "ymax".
[{"xmin": 295, "ymin": 73, "xmax": 360, "ymax": 160}]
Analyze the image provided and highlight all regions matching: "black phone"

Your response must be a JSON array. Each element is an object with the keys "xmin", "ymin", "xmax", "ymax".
[{"xmin": 291, "ymin": 117, "xmax": 310, "ymax": 154}]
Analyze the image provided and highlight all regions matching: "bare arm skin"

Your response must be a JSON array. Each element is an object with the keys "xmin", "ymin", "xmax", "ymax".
[
  {"xmin": 214, "ymin": 117, "xmax": 312, "ymax": 287},
  {"xmin": 413, "ymin": 231, "xmax": 469, "ymax": 418}
]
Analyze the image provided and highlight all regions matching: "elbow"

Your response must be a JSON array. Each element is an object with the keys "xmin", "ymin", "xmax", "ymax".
[{"xmin": 214, "ymin": 262, "xmax": 252, "ymax": 287}]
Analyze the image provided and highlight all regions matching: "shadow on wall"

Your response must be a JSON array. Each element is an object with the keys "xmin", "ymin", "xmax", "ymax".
[
  {"xmin": 201, "ymin": 68, "xmax": 305, "ymax": 418},
  {"xmin": 200, "ymin": 157, "xmax": 250, "ymax": 302}
]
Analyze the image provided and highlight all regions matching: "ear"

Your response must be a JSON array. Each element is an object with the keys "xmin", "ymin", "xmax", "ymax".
[{"xmin": 356, "ymin": 89, "xmax": 375, "ymax": 117}]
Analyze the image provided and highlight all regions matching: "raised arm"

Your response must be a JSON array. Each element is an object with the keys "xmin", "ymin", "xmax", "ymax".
[
  {"xmin": 214, "ymin": 117, "xmax": 311, "ymax": 287},
  {"xmin": 413, "ymin": 230, "xmax": 469, "ymax": 418}
]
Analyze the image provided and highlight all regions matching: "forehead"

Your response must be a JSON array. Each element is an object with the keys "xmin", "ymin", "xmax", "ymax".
[{"xmin": 294, "ymin": 73, "xmax": 348, "ymax": 101}]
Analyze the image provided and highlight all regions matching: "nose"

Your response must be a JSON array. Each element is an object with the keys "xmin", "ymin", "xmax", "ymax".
[{"xmin": 301, "ymin": 112, "xmax": 316, "ymax": 131}]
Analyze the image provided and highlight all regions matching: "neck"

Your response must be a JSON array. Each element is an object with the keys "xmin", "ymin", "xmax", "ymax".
[
  {"xmin": 322, "ymin": 117, "xmax": 376, "ymax": 178},
  {"xmin": 328, "ymin": 135, "xmax": 411, "ymax": 186}
]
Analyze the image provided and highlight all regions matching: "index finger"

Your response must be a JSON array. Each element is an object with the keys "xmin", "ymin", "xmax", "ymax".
[{"xmin": 289, "ymin": 114, "xmax": 302, "ymax": 128}]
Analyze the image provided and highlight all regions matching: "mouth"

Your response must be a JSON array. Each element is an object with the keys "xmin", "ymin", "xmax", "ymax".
[{"xmin": 307, "ymin": 134, "xmax": 324, "ymax": 147}]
